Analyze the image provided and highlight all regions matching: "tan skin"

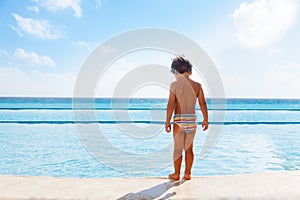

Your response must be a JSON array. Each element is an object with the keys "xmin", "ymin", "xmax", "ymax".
[{"xmin": 165, "ymin": 72, "xmax": 208, "ymax": 180}]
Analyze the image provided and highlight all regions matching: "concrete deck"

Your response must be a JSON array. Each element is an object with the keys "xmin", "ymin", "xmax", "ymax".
[{"xmin": 0, "ymin": 171, "xmax": 299, "ymax": 199}]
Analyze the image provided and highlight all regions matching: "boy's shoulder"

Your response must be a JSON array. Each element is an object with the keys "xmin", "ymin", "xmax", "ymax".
[
  {"xmin": 187, "ymin": 78, "xmax": 202, "ymax": 88},
  {"xmin": 170, "ymin": 79, "xmax": 202, "ymax": 89},
  {"xmin": 189, "ymin": 79, "xmax": 201, "ymax": 87},
  {"xmin": 170, "ymin": 80, "xmax": 179, "ymax": 87}
]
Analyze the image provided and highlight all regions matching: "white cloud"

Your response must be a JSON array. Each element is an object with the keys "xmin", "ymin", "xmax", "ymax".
[
  {"xmin": 13, "ymin": 48, "xmax": 56, "ymax": 68},
  {"xmin": 11, "ymin": 13, "xmax": 64, "ymax": 40},
  {"xmin": 73, "ymin": 40, "xmax": 92, "ymax": 50},
  {"xmin": 231, "ymin": 0, "xmax": 298, "ymax": 49},
  {"xmin": 222, "ymin": 61, "xmax": 300, "ymax": 98},
  {"xmin": 0, "ymin": 67, "xmax": 76, "ymax": 97},
  {"xmin": 33, "ymin": 0, "xmax": 83, "ymax": 18},
  {"xmin": 27, "ymin": 6, "xmax": 40, "ymax": 13}
]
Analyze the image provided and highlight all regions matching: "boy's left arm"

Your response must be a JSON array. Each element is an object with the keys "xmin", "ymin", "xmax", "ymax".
[
  {"xmin": 198, "ymin": 85, "xmax": 209, "ymax": 131},
  {"xmin": 165, "ymin": 85, "xmax": 176, "ymax": 132}
]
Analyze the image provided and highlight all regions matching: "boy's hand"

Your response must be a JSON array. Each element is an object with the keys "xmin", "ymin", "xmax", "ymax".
[
  {"xmin": 202, "ymin": 120, "xmax": 208, "ymax": 131},
  {"xmin": 165, "ymin": 122, "xmax": 171, "ymax": 133}
]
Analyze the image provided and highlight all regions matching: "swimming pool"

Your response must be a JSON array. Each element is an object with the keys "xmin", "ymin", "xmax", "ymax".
[{"xmin": 0, "ymin": 98, "xmax": 299, "ymax": 178}]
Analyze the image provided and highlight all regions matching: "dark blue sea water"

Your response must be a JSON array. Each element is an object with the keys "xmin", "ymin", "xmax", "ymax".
[{"xmin": 0, "ymin": 97, "xmax": 299, "ymax": 178}]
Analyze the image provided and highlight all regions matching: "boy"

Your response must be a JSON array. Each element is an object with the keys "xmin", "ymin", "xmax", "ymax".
[{"xmin": 165, "ymin": 55, "xmax": 208, "ymax": 181}]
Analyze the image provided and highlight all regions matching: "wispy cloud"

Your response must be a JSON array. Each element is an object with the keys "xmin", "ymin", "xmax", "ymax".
[
  {"xmin": 231, "ymin": 0, "xmax": 298, "ymax": 50},
  {"xmin": 11, "ymin": 13, "xmax": 64, "ymax": 39},
  {"xmin": 73, "ymin": 40, "xmax": 92, "ymax": 50},
  {"xmin": 26, "ymin": 6, "xmax": 40, "ymax": 13},
  {"xmin": 0, "ymin": 49, "xmax": 8, "ymax": 57},
  {"xmin": 13, "ymin": 48, "xmax": 56, "ymax": 68},
  {"xmin": 10, "ymin": 24, "xmax": 23, "ymax": 37},
  {"xmin": 95, "ymin": 0, "xmax": 108, "ymax": 9},
  {"xmin": 33, "ymin": 0, "xmax": 83, "ymax": 18}
]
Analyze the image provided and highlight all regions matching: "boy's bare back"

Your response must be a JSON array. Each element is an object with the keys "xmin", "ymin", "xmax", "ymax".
[{"xmin": 171, "ymin": 76, "xmax": 202, "ymax": 115}]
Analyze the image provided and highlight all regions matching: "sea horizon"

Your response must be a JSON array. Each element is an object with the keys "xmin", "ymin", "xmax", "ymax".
[{"xmin": 1, "ymin": 96, "xmax": 300, "ymax": 100}]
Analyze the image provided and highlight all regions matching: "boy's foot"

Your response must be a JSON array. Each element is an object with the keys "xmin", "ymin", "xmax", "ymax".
[
  {"xmin": 168, "ymin": 173, "xmax": 180, "ymax": 181},
  {"xmin": 183, "ymin": 174, "xmax": 191, "ymax": 180}
]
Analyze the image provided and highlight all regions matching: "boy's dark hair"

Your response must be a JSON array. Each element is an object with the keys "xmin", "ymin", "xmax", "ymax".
[{"xmin": 171, "ymin": 55, "xmax": 192, "ymax": 74}]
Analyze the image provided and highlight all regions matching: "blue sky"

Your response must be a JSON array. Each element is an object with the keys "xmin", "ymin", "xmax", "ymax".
[{"xmin": 0, "ymin": 0, "xmax": 299, "ymax": 98}]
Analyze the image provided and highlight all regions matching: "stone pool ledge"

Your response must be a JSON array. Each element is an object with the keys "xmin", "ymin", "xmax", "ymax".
[{"xmin": 0, "ymin": 170, "xmax": 299, "ymax": 200}]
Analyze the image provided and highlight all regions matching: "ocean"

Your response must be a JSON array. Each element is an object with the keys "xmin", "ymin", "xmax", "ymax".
[{"xmin": 0, "ymin": 97, "xmax": 299, "ymax": 178}]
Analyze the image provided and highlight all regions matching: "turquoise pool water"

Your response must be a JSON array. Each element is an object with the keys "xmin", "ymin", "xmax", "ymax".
[{"xmin": 0, "ymin": 98, "xmax": 299, "ymax": 178}]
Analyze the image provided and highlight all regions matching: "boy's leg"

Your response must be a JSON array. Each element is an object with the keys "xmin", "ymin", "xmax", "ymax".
[
  {"xmin": 169, "ymin": 125, "xmax": 184, "ymax": 180},
  {"xmin": 184, "ymin": 130, "xmax": 196, "ymax": 180}
]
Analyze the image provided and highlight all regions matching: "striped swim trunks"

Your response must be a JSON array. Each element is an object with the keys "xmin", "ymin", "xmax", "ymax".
[{"xmin": 173, "ymin": 114, "xmax": 197, "ymax": 133}]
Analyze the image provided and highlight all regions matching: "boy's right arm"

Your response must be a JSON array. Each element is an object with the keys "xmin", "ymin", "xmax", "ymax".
[{"xmin": 165, "ymin": 84, "xmax": 175, "ymax": 133}]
